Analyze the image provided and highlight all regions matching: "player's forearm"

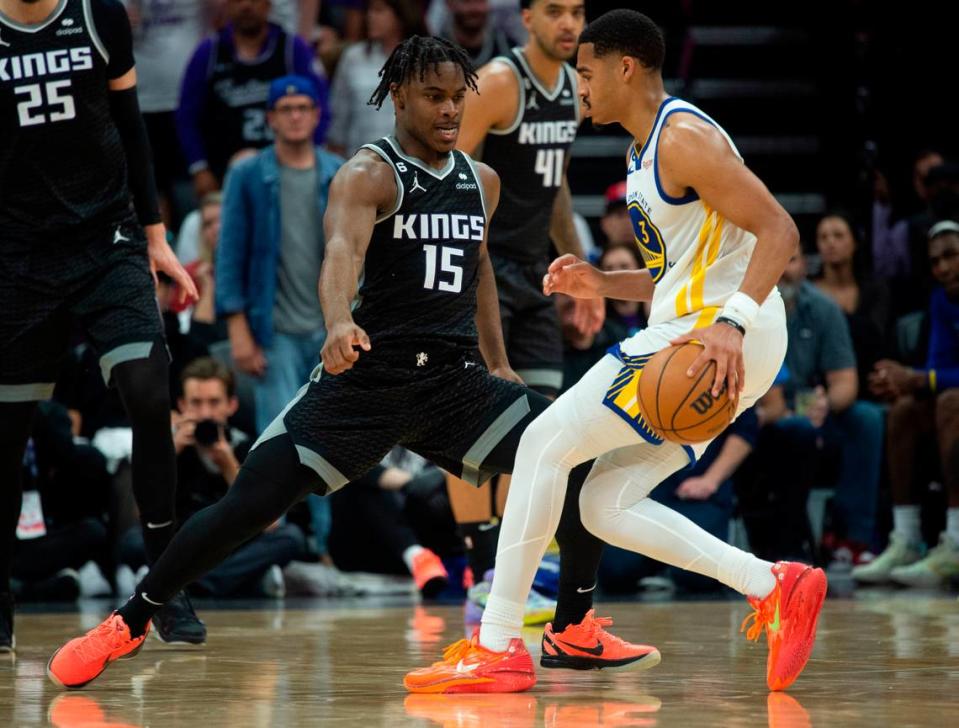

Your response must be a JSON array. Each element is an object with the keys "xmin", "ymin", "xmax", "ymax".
[
  {"xmin": 599, "ymin": 269, "xmax": 655, "ymax": 302},
  {"xmin": 319, "ymin": 241, "xmax": 360, "ymax": 327},
  {"xmin": 550, "ymin": 178, "xmax": 584, "ymax": 258},
  {"xmin": 733, "ymin": 213, "xmax": 799, "ymax": 312},
  {"xmin": 476, "ymin": 253, "xmax": 511, "ymax": 370}
]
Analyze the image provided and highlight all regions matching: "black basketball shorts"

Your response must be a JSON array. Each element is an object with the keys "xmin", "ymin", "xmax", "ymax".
[
  {"xmin": 490, "ymin": 253, "xmax": 563, "ymax": 395},
  {"xmin": 251, "ymin": 341, "xmax": 551, "ymax": 494},
  {"xmin": 0, "ymin": 216, "xmax": 166, "ymax": 402}
]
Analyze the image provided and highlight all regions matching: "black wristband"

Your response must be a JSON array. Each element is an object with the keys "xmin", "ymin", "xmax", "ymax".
[{"xmin": 716, "ymin": 316, "xmax": 746, "ymax": 336}]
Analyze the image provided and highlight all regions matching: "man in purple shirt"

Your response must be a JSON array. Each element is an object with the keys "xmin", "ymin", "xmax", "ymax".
[
  {"xmin": 855, "ymin": 220, "xmax": 959, "ymax": 587},
  {"xmin": 176, "ymin": 0, "xmax": 330, "ymax": 199}
]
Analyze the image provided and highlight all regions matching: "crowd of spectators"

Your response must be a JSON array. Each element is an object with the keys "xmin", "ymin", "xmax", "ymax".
[{"xmin": 12, "ymin": 1, "xmax": 959, "ymax": 604}]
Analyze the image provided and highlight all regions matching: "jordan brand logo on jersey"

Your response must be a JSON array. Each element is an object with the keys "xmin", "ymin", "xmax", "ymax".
[
  {"xmin": 0, "ymin": 30, "xmax": 10, "ymax": 48},
  {"xmin": 113, "ymin": 227, "xmax": 130, "ymax": 245},
  {"xmin": 416, "ymin": 352, "xmax": 429, "ymax": 367},
  {"xmin": 410, "ymin": 171, "xmax": 427, "ymax": 194},
  {"xmin": 526, "ymin": 92, "xmax": 539, "ymax": 111}
]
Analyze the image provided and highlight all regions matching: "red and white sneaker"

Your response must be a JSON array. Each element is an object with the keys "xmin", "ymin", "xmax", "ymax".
[
  {"xmin": 403, "ymin": 629, "xmax": 536, "ymax": 694},
  {"xmin": 541, "ymin": 610, "xmax": 661, "ymax": 671},
  {"xmin": 741, "ymin": 561, "xmax": 827, "ymax": 691},
  {"xmin": 47, "ymin": 613, "xmax": 149, "ymax": 689}
]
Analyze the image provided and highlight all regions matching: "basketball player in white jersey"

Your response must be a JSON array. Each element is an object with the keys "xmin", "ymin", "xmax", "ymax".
[{"xmin": 407, "ymin": 9, "xmax": 827, "ymax": 694}]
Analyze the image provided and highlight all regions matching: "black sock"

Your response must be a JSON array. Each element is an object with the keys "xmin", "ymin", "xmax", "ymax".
[
  {"xmin": 118, "ymin": 592, "xmax": 159, "ymax": 638},
  {"xmin": 552, "ymin": 461, "xmax": 604, "ymax": 632},
  {"xmin": 460, "ymin": 521, "xmax": 500, "ymax": 581}
]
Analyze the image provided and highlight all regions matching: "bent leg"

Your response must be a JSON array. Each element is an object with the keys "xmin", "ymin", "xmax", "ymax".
[{"xmin": 579, "ymin": 443, "xmax": 775, "ymax": 599}]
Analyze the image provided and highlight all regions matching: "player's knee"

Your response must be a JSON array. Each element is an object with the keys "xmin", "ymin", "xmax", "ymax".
[{"xmin": 578, "ymin": 478, "xmax": 616, "ymax": 539}]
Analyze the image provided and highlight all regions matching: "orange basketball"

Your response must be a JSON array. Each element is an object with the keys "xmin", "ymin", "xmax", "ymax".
[{"xmin": 637, "ymin": 343, "xmax": 736, "ymax": 445}]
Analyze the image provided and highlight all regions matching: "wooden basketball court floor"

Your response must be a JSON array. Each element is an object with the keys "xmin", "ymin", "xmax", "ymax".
[{"xmin": 2, "ymin": 593, "xmax": 958, "ymax": 727}]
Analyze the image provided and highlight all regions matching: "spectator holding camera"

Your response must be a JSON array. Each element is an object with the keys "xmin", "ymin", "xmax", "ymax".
[
  {"xmin": 121, "ymin": 358, "xmax": 305, "ymax": 599},
  {"xmin": 854, "ymin": 221, "xmax": 959, "ymax": 587}
]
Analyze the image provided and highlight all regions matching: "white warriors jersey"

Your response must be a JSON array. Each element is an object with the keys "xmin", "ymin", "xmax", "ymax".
[{"xmin": 627, "ymin": 96, "xmax": 758, "ymax": 328}]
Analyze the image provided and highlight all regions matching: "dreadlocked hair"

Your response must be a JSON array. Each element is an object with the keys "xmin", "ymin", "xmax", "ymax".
[{"xmin": 368, "ymin": 35, "xmax": 478, "ymax": 110}]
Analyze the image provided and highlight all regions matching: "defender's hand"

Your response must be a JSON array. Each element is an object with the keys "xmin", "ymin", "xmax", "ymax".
[
  {"xmin": 490, "ymin": 366, "xmax": 525, "ymax": 385},
  {"xmin": 572, "ymin": 296, "xmax": 606, "ymax": 336},
  {"xmin": 146, "ymin": 224, "xmax": 199, "ymax": 304},
  {"xmin": 543, "ymin": 254, "xmax": 605, "ymax": 300},
  {"xmin": 672, "ymin": 322, "xmax": 745, "ymax": 401},
  {"xmin": 322, "ymin": 321, "xmax": 371, "ymax": 375}
]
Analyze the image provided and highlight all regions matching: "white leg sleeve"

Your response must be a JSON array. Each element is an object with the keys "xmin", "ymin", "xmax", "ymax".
[
  {"xmin": 479, "ymin": 357, "xmax": 641, "ymax": 649},
  {"xmin": 579, "ymin": 448, "xmax": 776, "ymax": 598}
]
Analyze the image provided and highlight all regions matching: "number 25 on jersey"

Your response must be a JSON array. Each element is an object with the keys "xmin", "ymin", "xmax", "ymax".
[{"xmin": 15, "ymin": 80, "xmax": 75, "ymax": 127}]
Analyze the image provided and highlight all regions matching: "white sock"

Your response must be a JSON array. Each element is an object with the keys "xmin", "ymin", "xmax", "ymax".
[
  {"xmin": 402, "ymin": 545, "xmax": 425, "ymax": 573},
  {"xmin": 893, "ymin": 505, "xmax": 922, "ymax": 544},
  {"xmin": 479, "ymin": 595, "xmax": 525, "ymax": 652},
  {"xmin": 717, "ymin": 547, "xmax": 777, "ymax": 599},
  {"xmin": 946, "ymin": 508, "xmax": 959, "ymax": 543}
]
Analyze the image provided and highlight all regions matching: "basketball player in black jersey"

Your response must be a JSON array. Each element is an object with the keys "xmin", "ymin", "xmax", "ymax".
[
  {"xmin": 0, "ymin": 0, "xmax": 204, "ymax": 652},
  {"xmin": 48, "ymin": 35, "xmax": 656, "ymax": 690}
]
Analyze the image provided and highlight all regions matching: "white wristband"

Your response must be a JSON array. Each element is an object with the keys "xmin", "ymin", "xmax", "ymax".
[{"xmin": 720, "ymin": 292, "xmax": 760, "ymax": 330}]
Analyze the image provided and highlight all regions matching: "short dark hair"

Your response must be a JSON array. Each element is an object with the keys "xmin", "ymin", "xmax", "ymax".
[
  {"xmin": 579, "ymin": 9, "xmax": 665, "ymax": 71},
  {"xmin": 369, "ymin": 35, "xmax": 479, "ymax": 110},
  {"xmin": 181, "ymin": 357, "xmax": 236, "ymax": 399}
]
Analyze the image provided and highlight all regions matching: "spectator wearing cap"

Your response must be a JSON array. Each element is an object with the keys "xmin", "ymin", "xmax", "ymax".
[
  {"xmin": 854, "ymin": 221, "xmax": 959, "ymax": 587},
  {"xmin": 177, "ymin": 0, "xmax": 331, "ymax": 199},
  {"xmin": 216, "ymin": 75, "xmax": 343, "ymax": 434}
]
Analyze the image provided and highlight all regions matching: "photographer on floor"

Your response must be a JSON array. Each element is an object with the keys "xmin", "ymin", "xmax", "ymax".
[{"xmin": 118, "ymin": 357, "xmax": 305, "ymax": 601}]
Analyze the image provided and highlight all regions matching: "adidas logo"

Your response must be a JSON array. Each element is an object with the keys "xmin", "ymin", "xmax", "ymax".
[
  {"xmin": 57, "ymin": 17, "xmax": 83, "ymax": 35},
  {"xmin": 458, "ymin": 172, "xmax": 468, "ymax": 180},
  {"xmin": 62, "ymin": 18, "xmax": 74, "ymax": 26}
]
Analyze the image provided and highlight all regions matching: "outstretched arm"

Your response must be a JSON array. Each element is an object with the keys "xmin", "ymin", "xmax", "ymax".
[
  {"xmin": 472, "ymin": 164, "xmax": 518, "ymax": 382},
  {"xmin": 319, "ymin": 151, "xmax": 396, "ymax": 374},
  {"xmin": 662, "ymin": 114, "xmax": 799, "ymax": 397}
]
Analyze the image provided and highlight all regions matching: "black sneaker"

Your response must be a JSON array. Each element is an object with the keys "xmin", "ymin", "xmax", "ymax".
[
  {"xmin": 154, "ymin": 591, "xmax": 206, "ymax": 645},
  {"xmin": 0, "ymin": 591, "xmax": 13, "ymax": 653}
]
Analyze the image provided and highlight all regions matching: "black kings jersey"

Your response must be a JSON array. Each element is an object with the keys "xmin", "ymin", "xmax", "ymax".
[
  {"xmin": 202, "ymin": 23, "xmax": 293, "ymax": 180},
  {"xmin": 0, "ymin": 0, "xmax": 133, "ymax": 241},
  {"xmin": 480, "ymin": 48, "xmax": 579, "ymax": 264},
  {"xmin": 353, "ymin": 137, "xmax": 487, "ymax": 349}
]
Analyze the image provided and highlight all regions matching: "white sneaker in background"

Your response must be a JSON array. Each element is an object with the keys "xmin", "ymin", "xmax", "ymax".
[
  {"xmin": 851, "ymin": 532, "xmax": 922, "ymax": 584},
  {"xmin": 77, "ymin": 561, "xmax": 112, "ymax": 597},
  {"xmin": 260, "ymin": 564, "xmax": 286, "ymax": 599},
  {"xmin": 890, "ymin": 532, "xmax": 959, "ymax": 588}
]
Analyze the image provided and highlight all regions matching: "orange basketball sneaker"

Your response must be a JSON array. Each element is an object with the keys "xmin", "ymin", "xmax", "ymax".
[
  {"xmin": 47, "ymin": 613, "xmax": 149, "ymax": 689},
  {"xmin": 403, "ymin": 629, "xmax": 535, "ymax": 694},
  {"xmin": 541, "ymin": 610, "xmax": 661, "ymax": 671},
  {"xmin": 740, "ymin": 561, "xmax": 827, "ymax": 691}
]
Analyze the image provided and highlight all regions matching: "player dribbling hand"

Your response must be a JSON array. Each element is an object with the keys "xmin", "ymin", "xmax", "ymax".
[
  {"xmin": 671, "ymin": 323, "xmax": 745, "ymax": 401},
  {"xmin": 146, "ymin": 223, "xmax": 199, "ymax": 305}
]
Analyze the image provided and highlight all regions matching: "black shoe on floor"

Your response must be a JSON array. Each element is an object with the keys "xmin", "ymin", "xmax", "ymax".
[
  {"xmin": 154, "ymin": 591, "xmax": 206, "ymax": 645},
  {"xmin": 0, "ymin": 591, "xmax": 13, "ymax": 653}
]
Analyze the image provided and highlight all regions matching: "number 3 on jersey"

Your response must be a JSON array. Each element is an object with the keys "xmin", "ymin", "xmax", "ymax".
[{"xmin": 535, "ymin": 149, "xmax": 564, "ymax": 188}]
